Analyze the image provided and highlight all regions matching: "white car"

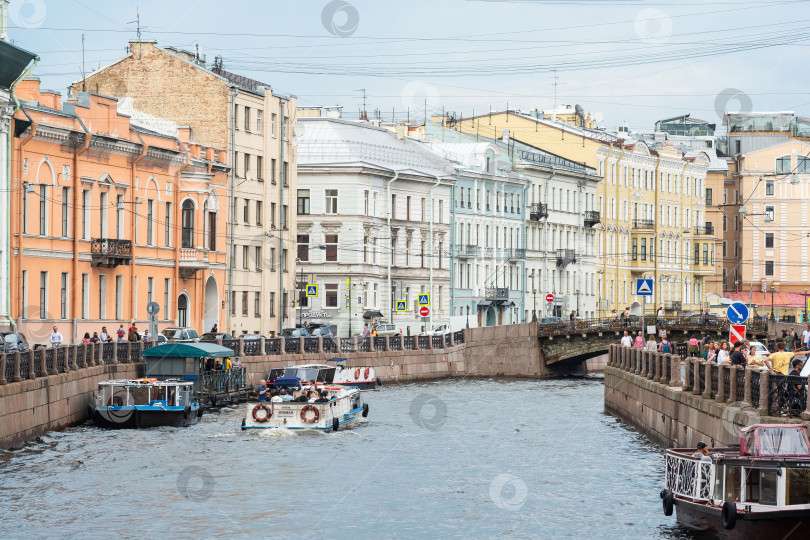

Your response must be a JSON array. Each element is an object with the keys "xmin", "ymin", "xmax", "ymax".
[
  {"xmin": 419, "ymin": 324, "xmax": 449, "ymax": 336},
  {"xmin": 749, "ymin": 341, "xmax": 770, "ymax": 358}
]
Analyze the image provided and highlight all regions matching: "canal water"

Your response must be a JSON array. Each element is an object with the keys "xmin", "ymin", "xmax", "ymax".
[{"xmin": 0, "ymin": 377, "xmax": 716, "ymax": 538}]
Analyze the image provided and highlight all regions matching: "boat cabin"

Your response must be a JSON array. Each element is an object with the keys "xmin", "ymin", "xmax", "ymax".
[
  {"xmin": 97, "ymin": 379, "xmax": 195, "ymax": 408},
  {"xmin": 269, "ymin": 364, "xmax": 338, "ymax": 385}
]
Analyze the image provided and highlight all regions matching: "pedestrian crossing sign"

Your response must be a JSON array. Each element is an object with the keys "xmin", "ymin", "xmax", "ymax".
[
  {"xmin": 306, "ymin": 284, "xmax": 318, "ymax": 297},
  {"xmin": 395, "ymin": 300, "xmax": 407, "ymax": 312},
  {"xmin": 636, "ymin": 279, "xmax": 653, "ymax": 297},
  {"xmin": 418, "ymin": 294, "xmax": 430, "ymax": 306}
]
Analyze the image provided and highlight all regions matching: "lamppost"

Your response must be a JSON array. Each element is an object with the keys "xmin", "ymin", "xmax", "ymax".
[
  {"xmin": 528, "ymin": 270, "xmax": 537, "ymax": 322},
  {"xmin": 771, "ymin": 286, "xmax": 775, "ymax": 321},
  {"xmin": 575, "ymin": 288, "xmax": 580, "ymax": 317},
  {"xmin": 297, "ymin": 259, "xmax": 304, "ymax": 329},
  {"xmin": 596, "ymin": 269, "xmax": 604, "ymax": 320},
  {"xmin": 805, "ymin": 289, "xmax": 808, "ymax": 324}
]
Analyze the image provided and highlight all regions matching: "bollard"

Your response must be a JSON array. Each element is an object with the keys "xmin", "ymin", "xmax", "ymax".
[
  {"xmin": 669, "ymin": 355, "xmax": 681, "ymax": 387},
  {"xmin": 728, "ymin": 366, "xmax": 739, "ymax": 404},
  {"xmin": 743, "ymin": 368, "xmax": 753, "ymax": 407},
  {"xmin": 702, "ymin": 362, "xmax": 712, "ymax": 400},
  {"xmin": 27, "ymin": 350, "xmax": 36, "ymax": 379},
  {"xmin": 716, "ymin": 365, "xmax": 726, "ymax": 403},
  {"xmin": 758, "ymin": 371, "xmax": 771, "ymax": 417},
  {"xmin": 279, "ymin": 337, "xmax": 287, "ymax": 355}
]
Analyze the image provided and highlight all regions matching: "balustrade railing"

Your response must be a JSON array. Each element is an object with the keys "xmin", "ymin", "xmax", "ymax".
[
  {"xmin": 768, "ymin": 374, "xmax": 807, "ymax": 417},
  {"xmin": 45, "ymin": 348, "xmax": 55, "ymax": 373},
  {"xmin": 432, "ymin": 335, "xmax": 443, "ymax": 349},
  {"xmin": 735, "ymin": 368, "xmax": 746, "ymax": 403},
  {"xmin": 453, "ymin": 331, "xmax": 464, "ymax": 344},
  {"xmin": 243, "ymin": 340, "xmax": 261, "ymax": 357},
  {"xmin": 389, "ymin": 335, "xmax": 402, "ymax": 351},
  {"xmin": 221, "ymin": 339, "xmax": 239, "ymax": 353},
  {"xmin": 303, "ymin": 338, "xmax": 319, "ymax": 354},
  {"xmin": 56, "ymin": 347, "xmax": 66, "ymax": 372},
  {"xmin": 709, "ymin": 364, "xmax": 719, "ymax": 398},
  {"xmin": 265, "ymin": 338, "xmax": 281, "ymax": 355},
  {"xmin": 285, "ymin": 339, "xmax": 300, "ymax": 354},
  {"xmin": 403, "ymin": 335, "xmax": 415, "ymax": 350},
  {"xmin": 340, "ymin": 337, "xmax": 355, "ymax": 352},
  {"xmin": 374, "ymin": 337, "xmax": 386, "ymax": 351},
  {"xmin": 129, "ymin": 342, "xmax": 142, "ymax": 363},
  {"xmin": 418, "ymin": 336, "xmax": 430, "ymax": 349},
  {"xmin": 750, "ymin": 370, "xmax": 761, "ymax": 408},
  {"xmin": 323, "ymin": 338, "xmax": 338, "ymax": 353}
]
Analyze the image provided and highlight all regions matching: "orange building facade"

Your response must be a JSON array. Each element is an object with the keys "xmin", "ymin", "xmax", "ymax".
[{"xmin": 10, "ymin": 78, "xmax": 229, "ymax": 343}]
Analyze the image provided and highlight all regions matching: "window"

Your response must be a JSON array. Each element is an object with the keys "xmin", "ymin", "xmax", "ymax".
[
  {"xmin": 270, "ymin": 247, "xmax": 276, "ymax": 271},
  {"xmin": 705, "ymin": 188, "xmax": 712, "ymax": 206},
  {"xmin": 39, "ymin": 271, "xmax": 47, "ymax": 318},
  {"xmin": 282, "ymin": 205, "xmax": 288, "ymax": 229},
  {"xmin": 631, "ymin": 238, "xmax": 637, "ymax": 261},
  {"xmin": 364, "ymin": 191, "xmax": 370, "ymax": 216},
  {"xmin": 242, "ymin": 246, "xmax": 249, "ymax": 269},
  {"xmin": 256, "ymin": 110, "xmax": 262, "ymax": 133},
  {"xmin": 765, "ymin": 233, "xmax": 774, "ymax": 248},
  {"xmin": 146, "ymin": 199, "xmax": 154, "ymax": 245},
  {"xmin": 271, "ymin": 113, "xmax": 277, "ymax": 137},
  {"xmin": 765, "ymin": 261, "xmax": 774, "ymax": 276},
  {"xmin": 325, "ymin": 284, "xmax": 338, "ymax": 307},
  {"xmin": 641, "ymin": 238, "xmax": 647, "ymax": 261},
  {"xmin": 282, "ymin": 249, "xmax": 288, "ymax": 272},
  {"xmin": 282, "ymin": 162, "xmax": 288, "ymax": 187},
  {"xmin": 297, "ymin": 189, "xmax": 310, "ymax": 215},
  {"xmin": 207, "ymin": 210, "xmax": 217, "ymax": 251},
  {"xmin": 244, "ymin": 153, "xmax": 250, "ymax": 178},
  {"xmin": 297, "ymin": 234, "xmax": 309, "ymax": 262},
  {"xmin": 325, "ymin": 189, "xmax": 338, "ymax": 214},
  {"xmin": 406, "ymin": 196, "xmax": 411, "ymax": 220},
  {"xmin": 776, "ymin": 155, "xmax": 791, "ymax": 173},
  {"xmin": 181, "ymin": 200, "xmax": 194, "ymax": 247},
  {"xmin": 422, "ymin": 197, "xmax": 427, "ymax": 220},
  {"xmin": 82, "ymin": 190, "xmax": 90, "ymax": 239},
  {"xmin": 242, "ymin": 291, "xmax": 248, "ymax": 316},
  {"xmin": 270, "ymin": 158, "xmax": 277, "ymax": 183},
  {"xmin": 723, "ymin": 215, "xmax": 727, "ymax": 231},
  {"xmin": 765, "ymin": 180, "xmax": 774, "ymax": 196},
  {"xmin": 164, "ymin": 278, "xmax": 171, "ymax": 320},
  {"xmin": 59, "ymin": 187, "xmax": 69, "ymax": 237},
  {"xmin": 254, "ymin": 292, "xmax": 261, "ymax": 317},
  {"xmin": 325, "ymin": 234, "xmax": 338, "ymax": 261},
  {"xmin": 116, "ymin": 194, "xmax": 124, "ymax": 239},
  {"xmin": 39, "ymin": 185, "xmax": 46, "ymax": 235},
  {"xmin": 165, "ymin": 202, "xmax": 171, "ymax": 246},
  {"xmin": 81, "ymin": 273, "xmax": 89, "ymax": 319},
  {"xmin": 421, "ymin": 240, "xmax": 426, "ymax": 268},
  {"xmin": 391, "ymin": 194, "xmax": 397, "ymax": 219},
  {"xmin": 231, "ymin": 291, "xmax": 236, "ymax": 316},
  {"xmin": 256, "ymin": 201, "xmax": 262, "ymax": 226},
  {"xmin": 269, "ymin": 292, "xmax": 275, "ymax": 316},
  {"xmin": 798, "ymin": 156, "xmax": 809, "ymax": 174},
  {"xmin": 256, "ymin": 155, "xmax": 263, "ymax": 181},
  {"xmin": 255, "ymin": 246, "xmax": 261, "ymax": 270},
  {"xmin": 243, "ymin": 199, "xmax": 249, "ymax": 223},
  {"xmin": 244, "ymin": 107, "xmax": 251, "ymax": 131},
  {"xmin": 703, "ymin": 243, "xmax": 709, "ymax": 265},
  {"xmin": 115, "ymin": 275, "xmax": 123, "ymax": 319},
  {"xmin": 270, "ymin": 203, "xmax": 276, "ymax": 228},
  {"xmin": 60, "ymin": 272, "xmax": 68, "ymax": 319},
  {"xmin": 735, "ymin": 140, "xmax": 741, "ymax": 153},
  {"xmin": 723, "ymin": 241, "xmax": 727, "ymax": 257},
  {"xmin": 764, "ymin": 206, "xmax": 774, "ymax": 222}
]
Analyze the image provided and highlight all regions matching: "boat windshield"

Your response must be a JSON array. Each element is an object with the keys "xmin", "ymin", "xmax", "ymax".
[
  {"xmin": 288, "ymin": 368, "xmax": 320, "ymax": 381},
  {"xmin": 128, "ymin": 386, "xmax": 149, "ymax": 406},
  {"xmin": 748, "ymin": 428, "xmax": 810, "ymax": 456}
]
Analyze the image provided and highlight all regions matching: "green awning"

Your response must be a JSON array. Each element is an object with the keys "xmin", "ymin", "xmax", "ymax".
[
  {"xmin": 0, "ymin": 40, "xmax": 37, "ymax": 90},
  {"xmin": 141, "ymin": 343, "xmax": 235, "ymax": 358}
]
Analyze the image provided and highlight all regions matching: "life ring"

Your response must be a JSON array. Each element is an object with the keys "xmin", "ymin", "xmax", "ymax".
[
  {"xmin": 364, "ymin": 368, "xmax": 370, "ymax": 379},
  {"xmin": 252, "ymin": 403, "xmax": 272, "ymax": 423},
  {"xmin": 721, "ymin": 501, "xmax": 737, "ymax": 530},
  {"xmin": 301, "ymin": 404, "xmax": 320, "ymax": 423},
  {"xmin": 354, "ymin": 368, "xmax": 360, "ymax": 380},
  {"xmin": 660, "ymin": 489, "xmax": 673, "ymax": 517}
]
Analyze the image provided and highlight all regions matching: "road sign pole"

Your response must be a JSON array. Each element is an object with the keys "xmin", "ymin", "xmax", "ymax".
[{"xmin": 641, "ymin": 295, "xmax": 645, "ymax": 348}]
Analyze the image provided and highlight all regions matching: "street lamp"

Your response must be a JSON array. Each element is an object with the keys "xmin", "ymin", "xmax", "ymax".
[
  {"xmin": 596, "ymin": 270, "xmax": 604, "ymax": 320},
  {"xmin": 528, "ymin": 270, "xmax": 537, "ymax": 322},
  {"xmin": 576, "ymin": 288, "xmax": 580, "ymax": 317},
  {"xmin": 771, "ymin": 286, "xmax": 775, "ymax": 321},
  {"xmin": 805, "ymin": 289, "xmax": 808, "ymax": 324},
  {"xmin": 296, "ymin": 259, "xmax": 304, "ymax": 329}
]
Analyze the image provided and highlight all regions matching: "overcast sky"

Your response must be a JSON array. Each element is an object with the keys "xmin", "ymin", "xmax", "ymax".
[{"xmin": 8, "ymin": 0, "xmax": 810, "ymax": 131}]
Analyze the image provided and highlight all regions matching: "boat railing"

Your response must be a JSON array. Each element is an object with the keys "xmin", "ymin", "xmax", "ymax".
[
  {"xmin": 665, "ymin": 452, "xmax": 715, "ymax": 501},
  {"xmin": 202, "ymin": 367, "xmax": 247, "ymax": 394}
]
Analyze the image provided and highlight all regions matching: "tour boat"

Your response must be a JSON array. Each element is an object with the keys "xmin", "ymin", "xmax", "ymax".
[
  {"xmin": 241, "ymin": 380, "xmax": 368, "ymax": 431},
  {"xmin": 268, "ymin": 359, "xmax": 380, "ymax": 391},
  {"xmin": 661, "ymin": 424, "xmax": 810, "ymax": 536},
  {"xmin": 89, "ymin": 378, "xmax": 202, "ymax": 429}
]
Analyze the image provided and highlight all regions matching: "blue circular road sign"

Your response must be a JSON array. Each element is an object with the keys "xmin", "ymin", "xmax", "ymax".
[{"xmin": 726, "ymin": 302, "xmax": 749, "ymax": 324}]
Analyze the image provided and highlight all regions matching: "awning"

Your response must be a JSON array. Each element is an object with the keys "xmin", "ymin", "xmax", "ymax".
[
  {"xmin": 142, "ymin": 343, "xmax": 235, "ymax": 358},
  {"xmin": 477, "ymin": 300, "xmax": 492, "ymax": 307},
  {"xmin": 0, "ymin": 41, "xmax": 37, "ymax": 89},
  {"xmin": 498, "ymin": 301, "xmax": 516, "ymax": 308}
]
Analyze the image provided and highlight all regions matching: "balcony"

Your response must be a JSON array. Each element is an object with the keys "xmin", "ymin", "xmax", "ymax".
[
  {"xmin": 179, "ymin": 248, "xmax": 210, "ymax": 279},
  {"xmin": 91, "ymin": 239, "xmax": 132, "ymax": 268},
  {"xmin": 485, "ymin": 287, "xmax": 509, "ymax": 301},
  {"xmin": 456, "ymin": 244, "xmax": 480, "ymax": 259},
  {"xmin": 496, "ymin": 248, "xmax": 525, "ymax": 260},
  {"xmin": 693, "ymin": 224, "xmax": 715, "ymax": 236},
  {"xmin": 632, "ymin": 219, "xmax": 655, "ymax": 230},
  {"xmin": 584, "ymin": 210, "xmax": 601, "ymax": 227},
  {"xmin": 556, "ymin": 248, "xmax": 576, "ymax": 266},
  {"xmin": 529, "ymin": 203, "xmax": 548, "ymax": 221}
]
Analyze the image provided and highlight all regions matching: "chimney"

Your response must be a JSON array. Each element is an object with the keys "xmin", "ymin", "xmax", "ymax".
[
  {"xmin": 204, "ymin": 147, "xmax": 214, "ymax": 161},
  {"xmin": 218, "ymin": 149, "xmax": 227, "ymax": 164},
  {"xmin": 502, "ymin": 129, "xmax": 510, "ymax": 144},
  {"xmin": 395, "ymin": 124, "xmax": 406, "ymax": 140}
]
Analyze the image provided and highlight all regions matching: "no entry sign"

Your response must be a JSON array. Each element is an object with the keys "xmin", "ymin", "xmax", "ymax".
[
  {"xmin": 729, "ymin": 324, "xmax": 746, "ymax": 344},
  {"xmin": 546, "ymin": 294, "xmax": 555, "ymax": 303},
  {"xmin": 419, "ymin": 306, "xmax": 430, "ymax": 317}
]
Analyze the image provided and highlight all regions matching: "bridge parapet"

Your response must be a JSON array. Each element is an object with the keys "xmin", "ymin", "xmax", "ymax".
[{"xmin": 537, "ymin": 316, "xmax": 767, "ymax": 339}]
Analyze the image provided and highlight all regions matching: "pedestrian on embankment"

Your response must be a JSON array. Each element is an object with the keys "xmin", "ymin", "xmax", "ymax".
[{"xmin": 621, "ymin": 330, "xmax": 632, "ymax": 347}]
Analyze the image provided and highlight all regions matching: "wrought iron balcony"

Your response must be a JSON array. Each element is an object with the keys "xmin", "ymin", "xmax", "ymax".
[
  {"xmin": 455, "ymin": 244, "xmax": 480, "ymax": 258},
  {"xmin": 90, "ymin": 239, "xmax": 132, "ymax": 268},
  {"xmin": 556, "ymin": 248, "xmax": 576, "ymax": 266},
  {"xmin": 485, "ymin": 287, "xmax": 509, "ymax": 300},
  {"xmin": 693, "ymin": 224, "xmax": 715, "ymax": 236},
  {"xmin": 584, "ymin": 210, "xmax": 601, "ymax": 227},
  {"xmin": 529, "ymin": 203, "xmax": 548, "ymax": 221},
  {"xmin": 632, "ymin": 219, "xmax": 655, "ymax": 230}
]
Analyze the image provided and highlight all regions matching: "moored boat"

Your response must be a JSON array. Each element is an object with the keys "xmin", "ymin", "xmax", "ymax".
[
  {"xmin": 661, "ymin": 424, "xmax": 810, "ymax": 536},
  {"xmin": 268, "ymin": 358, "xmax": 380, "ymax": 390},
  {"xmin": 242, "ymin": 379, "xmax": 368, "ymax": 431},
  {"xmin": 89, "ymin": 378, "xmax": 202, "ymax": 429}
]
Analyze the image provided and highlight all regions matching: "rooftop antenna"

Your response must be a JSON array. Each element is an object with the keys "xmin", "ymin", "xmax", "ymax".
[
  {"xmin": 354, "ymin": 88, "xmax": 367, "ymax": 121},
  {"xmin": 81, "ymin": 33, "xmax": 86, "ymax": 91},
  {"xmin": 550, "ymin": 70, "xmax": 565, "ymax": 113}
]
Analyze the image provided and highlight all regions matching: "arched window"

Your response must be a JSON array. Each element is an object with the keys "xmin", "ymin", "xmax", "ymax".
[{"xmin": 181, "ymin": 200, "xmax": 194, "ymax": 248}]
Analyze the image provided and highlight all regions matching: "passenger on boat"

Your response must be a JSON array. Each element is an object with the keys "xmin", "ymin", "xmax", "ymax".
[
  {"xmin": 232, "ymin": 357, "xmax": 242, "ymax": 368},
  {"xmin": 314, "ymin": 391, "xmax": 329, "ymax": 403},
  {"xmin": 280, "ymin": 389, "xmax": 293, "ymax": 402},
  {"xmin": 308, "ymin": 391, "xmax": 320, "ymax": 403},
  {"xmin": 271, "ymin": 391, "xmax": 283, "ymax": 403},
  {"xmin": 205, "ymin": 358, "xmax": 215, "ymax": 371},
  {"xmin": 692, "ymin": 442, "xmax": 712, "ymax": 462},
  {"xmin": 295, "ymin": 391, "xmax": 309, "ymax": 403},
  {"xmin": 257, "ymin": 380, "xmax": 268, "ymax": 402}
]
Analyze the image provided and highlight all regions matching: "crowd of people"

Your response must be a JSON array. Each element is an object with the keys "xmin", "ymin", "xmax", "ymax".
[
  {"xmin": 256, "ymin": 380, "xmax": 334, "ymax": 403},
  {"xmin": 48, "ymin": 324, "xmax": 157, "ymax": 346}
]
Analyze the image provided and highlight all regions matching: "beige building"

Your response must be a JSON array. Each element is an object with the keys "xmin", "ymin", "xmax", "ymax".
[{"xmin": 70, "ymin": 41, "xmax": 297, "ymax": 336}]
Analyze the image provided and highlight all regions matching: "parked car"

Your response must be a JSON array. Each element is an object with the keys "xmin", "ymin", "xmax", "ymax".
[
  {"xmin": 309, "ymin": 327, "xmax": 333, "ymax": 339},
  {"xmin": 160, "ymin": 327, "xmax": 200, "ymax": 342},
  {"xmin": 749, "ymin": 341, "xmax": 771, "ymax": 358},
  {"xmin": 686, "ymin": 313, "xmax": 720, "ymax": 325},
  {"xmin": 372, "ymin": 323, "xmax": 400, "ymax": 337},
  {"xmin": 1, "ymin": 332, "xmax": 29, "ymax": 353},
  {"xmin": 420, "ymin": 324, "xmax": 449, "ymax": 337},
  {"xmin": 199, "ymin": 332, "xmax": 236, "ymax": 342},
  {"xmin": 241, "ymin": 334, "xmax": 266, "ymax": 340},
  {"xmin": 280, "ymin": 328, "xmax": 310, "ymax": 338}
]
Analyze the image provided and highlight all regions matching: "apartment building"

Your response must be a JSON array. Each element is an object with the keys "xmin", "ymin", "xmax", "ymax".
[
  {"xmin": 70, "ymin": 41, "xmax": 297, "ymax": 336},
  {"xmin": 295, "ymin": 117, "xmax": 454, "ymax": 336},
  {"xmin": 11, "ymin": 78, "xmax": 228, "ymax": 341}
]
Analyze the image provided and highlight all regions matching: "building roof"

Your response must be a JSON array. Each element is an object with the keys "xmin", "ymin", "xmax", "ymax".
[
  {"xmin": 210, "ymin": 66, "xmax": 271, "ymax": 94},
  {"xmin": 723, "ymin": 291, "xmax": 807, "ymax": 308},
  {"xmin": 297, "ymin": 117, "xmax": 456, "ymax": 178},
  {"xmin": 0, "ymin": 40, "xmax": 37, "ymax": 89}
]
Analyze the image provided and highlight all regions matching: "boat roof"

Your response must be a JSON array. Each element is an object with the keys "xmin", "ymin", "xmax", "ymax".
[
  {"xmin": 99, "ymin": 378, "xmax": 193, "ymax": 387},
  {"xmin": 740, "ymin": 424, "xmax": 810, "ymax": 457},
  {"xmin": 142, "ymin": 342, "xmax": 235, "ymax": 358},
  {"xmin": 286, "ymin": 364, "xmax": 335, "ymax": 370}
]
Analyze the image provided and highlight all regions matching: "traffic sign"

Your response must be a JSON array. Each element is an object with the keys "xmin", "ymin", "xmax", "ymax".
[
  {"xmin": 726, "ymin": 302, "xmax": 749, "ymax": 324},
  {"xmin": 419, "ymin": 306, "xmax": 430, "ymax": 317},
  {"xmin": 418, "ymin": 294, "xmax": 430, "ymax": 306},
  {"xmin": 146, "ymin": 302, "xmax": 160, "ymax": 315},
  {"xmin": 729, "ymin": 324, "xmax": 746, "ymax": 344},
  {"xmin": 636, "ymin": 279, "xmax": 654, "ymax": 297},
  {"xmin": 395, "ymin": 300, "xmax": 407, "ymax": 312},
  {"xmin": 545, "ymin": 293, "xmax": 555, "ymax": 303},
  {"xmin": 306, "ymin": 284, "xmax": 318, "ymax": 297}
]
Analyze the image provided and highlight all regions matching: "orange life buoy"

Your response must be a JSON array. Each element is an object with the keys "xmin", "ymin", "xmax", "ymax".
[
  {"xmin": 354, "ymin": 368, "xmax": 360, "ymax": 380},
  {"xmin": 252, "ymin": 403, "xmax": 271, "ymax": 423},
  {"xmin": 300, "ymin": 404, "xmax": 319, "ymax": 423},
  {"xmin": 364, "ymin": 368, "xmax": 370, "ymax": 379}
]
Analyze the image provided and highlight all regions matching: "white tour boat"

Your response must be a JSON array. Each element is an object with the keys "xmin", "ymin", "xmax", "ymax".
[
  {"xmin": 268, "ymin": 358, "xmax": 380, "ymax": 391},
  {"xmin": 89, "ymin": 378, "xmax": 202, "ymax": 429},
  {"xmin": 241, "ymin": 379, "xmax": 368, "ymax": 431},
  {"xmin": 661, "ymin": 424, "xmax": 810, "ymax": 536}
]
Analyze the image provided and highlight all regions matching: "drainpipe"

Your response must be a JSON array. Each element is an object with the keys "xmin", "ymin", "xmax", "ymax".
[
  {"xmin": 6, "ymin": 56, "xmax": 38, "ymax": 330},
  {"xmin": 71, "ymin": 123, "xmax": 91, "ymax": 342},
  {"xmin": 228, "ymin": 87, "xmax": 238, "ymax": 334},
  {"xmin": 386, "ymin": 170, "xmax": 400, "ymax": 321},
  {"xmin": 521, "ymin": 175, "xmax": 530, "ymax": 322},
  {"xmin": 653, "ymin": 154, "xmax": 661, "ymax": 310},
  {"xmin": 429, "ymin": 175, "xmax": 443, "ymax": 331},
  {"xmin": 543, "ymin": 167, "xmax": 556, "ymax": 302},
  {"xmin": 613, "ymin": 147, "xmax": 626, "ymax": 312},
  {"xmin": 130, "ymin": 130, "xmax": 148, "ymax": 329},
  {"xmin": 449, "ymin": 177, "xmax": 456, "ymax": 325},
  {"xmin": 173, "ymin": 143, "xmax": 191, "ymax": 327},
  {"xmin": 278, "ymin": 97, "xmax": 285, "ymax": 336}
]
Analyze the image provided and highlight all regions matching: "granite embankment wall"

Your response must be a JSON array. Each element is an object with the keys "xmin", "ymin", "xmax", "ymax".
[
  {"xmin": 0, "ymin": 324, "xmax": 546, "ymax": 449},
  {"xmin": 604, "ymin": 345, "xmax": 810, "ymax": 448}
]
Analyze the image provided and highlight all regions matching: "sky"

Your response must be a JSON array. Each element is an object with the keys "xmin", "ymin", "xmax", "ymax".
[{"xmin": 7, "ymin": 0, "xmax": 810, "ymax": 131}]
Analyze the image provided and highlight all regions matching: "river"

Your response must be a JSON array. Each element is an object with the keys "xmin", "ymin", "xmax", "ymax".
[{"xmin": 0, "ymin": 376, "xmax": 717, "ymax": 538}]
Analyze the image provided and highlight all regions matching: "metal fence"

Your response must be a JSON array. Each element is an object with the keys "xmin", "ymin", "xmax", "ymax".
[
  {"xmin": 265, "ymin": 339, "xmax": 281, "ymax": 355},
  {"xmin": 243, "ymin": 340, "xmax": 261, "ymax": 357},
  {"xmin": 768, "ymin": 375, "xmax": 807, "ymax": 417},
  {"xmin": 340, "ymin": 338, "xmax": 355, "ymax": 352},
  {"xmin": 202, "ymin": 367, "xmax": 247, "ymax": 394},
  {"xmin": 539, "ymin": 316, "xmax": 767, "ymax": 338},
  {"xmin": 303, "ymin": 338, "xmax": 319, "ymax": 354}
]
